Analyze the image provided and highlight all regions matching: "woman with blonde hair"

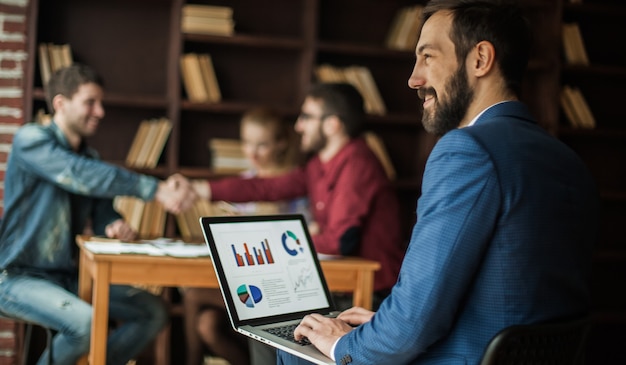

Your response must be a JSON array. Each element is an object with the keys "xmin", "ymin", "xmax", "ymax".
[{"xmin": 183, "ymin": 108, "xmax": 310, "ymax": 365}]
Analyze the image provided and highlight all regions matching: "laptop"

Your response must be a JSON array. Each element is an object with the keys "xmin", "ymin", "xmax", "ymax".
[{"xmin": 200, "ymin": 214, "xmax": 338, "ymax": 365}]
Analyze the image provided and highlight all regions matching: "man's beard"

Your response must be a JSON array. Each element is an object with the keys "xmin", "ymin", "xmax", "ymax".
[
  {"xmin": 421, "ymin": 65, "xmax": 474, "ymax": 137},
  {"xmin": 303, "ymin": 125, "xmax": 327, "ymax": 154}
]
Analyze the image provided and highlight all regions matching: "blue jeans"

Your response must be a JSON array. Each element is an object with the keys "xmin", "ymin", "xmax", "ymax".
[{"xmin": 0, "ymin": 270, "xmax": 168, "ymax": 365}]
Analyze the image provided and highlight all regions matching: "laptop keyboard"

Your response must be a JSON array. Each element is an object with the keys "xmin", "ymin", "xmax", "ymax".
[{"xmin": 264, "ymin": 324, "xmax": 311, "ymax": 346}]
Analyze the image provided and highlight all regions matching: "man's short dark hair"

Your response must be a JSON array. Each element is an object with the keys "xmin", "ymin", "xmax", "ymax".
[
  {"xmin": 421, "ymin": 0, "xmax": 531, "ymax": 96},
  {"xmin": 307, "ymin": 82, "xmax": 365, "ymax": 138},
  {"xmin": 46, "ymin": 63, "xmax": 103, "ymax": 113}
]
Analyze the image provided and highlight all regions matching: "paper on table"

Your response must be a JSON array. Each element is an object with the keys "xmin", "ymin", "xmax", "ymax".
[
  {"xmin": 84, "ymin": 242, "xmax": 166, "ymax": 256},
  {"xmin": 157, "ymin": 244, "xmax": 210, "ymax": 257},
  {"xmin": 84, "ymin": 240, "xmax": 210, "ymax": 257}
]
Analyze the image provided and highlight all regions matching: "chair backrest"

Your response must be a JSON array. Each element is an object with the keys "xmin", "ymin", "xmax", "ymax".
[{"xmin": 480, "ymin": 316, "xmax": 591, "ymax": 365}]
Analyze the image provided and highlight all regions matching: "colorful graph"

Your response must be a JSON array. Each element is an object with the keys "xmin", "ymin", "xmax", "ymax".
[
  {"xmin": 282, "ymin": 230, "xmax": 303, "ymax": 256},
  {"xmin": 237, "ymin": 284, "xmax": 263, "ymax": 308},
  {"xmin": 231, "ymin": 239, "xmax": 275, "ymax": 267}
]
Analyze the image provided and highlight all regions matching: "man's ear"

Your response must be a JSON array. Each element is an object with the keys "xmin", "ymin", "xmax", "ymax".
[
  {"xmin": 471, "ymin": 40, "xmax": 496, "ymax": 77},
  {"xmin": 51, "ymin": 94, "xmax": 65, "ymax": 114},
  {"xmin": 321, "ymin": 115, "xmax": 343, "ymax": 136}
]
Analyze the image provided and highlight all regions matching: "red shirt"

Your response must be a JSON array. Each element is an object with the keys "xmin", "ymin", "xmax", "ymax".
[{"xmin": 210, "ymin": 138, "xmax": 405, "ymax": 291}]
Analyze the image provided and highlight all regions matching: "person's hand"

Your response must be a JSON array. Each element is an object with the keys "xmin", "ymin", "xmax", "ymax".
[
  {"xmin": 191, "ymin": 179, "xmax": 211, "ymax": 200},
  {"xmin": 105, "ymin": 219, "xmax": 137, "ymax": 241},
  {"xmin": 155, "ymin": 173, "xmax": 198, "ymax": 214},
  {"xmin": 293, "ymin": 313, "xmax": 354, "ymax": 359},
  {"xmin": 337, "ymin": 306, "xmax": 375, "ymax": 326}
]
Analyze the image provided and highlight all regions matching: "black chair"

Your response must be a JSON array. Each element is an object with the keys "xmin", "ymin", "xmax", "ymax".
[
  {"xmin": 480, "ymin": 316, "xmax": 591, "ymax": 365},
  {"xmin": 0, "ymin": 313, "xmax": 53, "ymax": 365}
]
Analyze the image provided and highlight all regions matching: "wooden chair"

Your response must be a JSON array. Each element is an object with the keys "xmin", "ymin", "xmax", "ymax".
[
  {"xmin": 480, "ymin": 315, "xmax": 591, "ymax": 365},
  {"xmin": 0, "ymin": 313, "xmax": 53, "ymax": 365}
]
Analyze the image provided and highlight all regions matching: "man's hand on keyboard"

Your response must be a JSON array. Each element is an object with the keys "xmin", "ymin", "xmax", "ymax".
[{"xmin": 293, "ymin": 313, "xmax": 354, "ymax": 358}]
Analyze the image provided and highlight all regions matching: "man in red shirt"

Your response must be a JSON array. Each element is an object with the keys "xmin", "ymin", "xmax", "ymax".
[{"xmin": 193, "ymin": 83, "xmax": 405, "ymax": 301}]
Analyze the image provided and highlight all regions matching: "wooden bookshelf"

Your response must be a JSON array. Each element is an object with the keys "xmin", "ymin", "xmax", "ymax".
[
  {"xmin": 21, "ymin": 0, "xmax": 626, "ymax": 363},
  {"xmin": 559, "ymin": 2, "xmax": 626, "ymax": 364}
]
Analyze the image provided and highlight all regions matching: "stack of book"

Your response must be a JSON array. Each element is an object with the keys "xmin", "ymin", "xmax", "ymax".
[
  {"xmin": 315, "ymin": 64, "xmax": 386, "ymax": 115},
  {"xmin": 385, "ymin": 5, "xmax": 424, "ymax": 51},
  {"xmin": 175, "ymin": 200, "xmax": 217, "ymax": 241},
  {"xmin": 38, "ymin": 43, "xmax": 73, "ymax": 85},
  {"xmin": 180, "ymin": 53, "xmax": 222, "ymax": 103},
  {"xmin": 181, "ymin": 4, "xmax": 234, "ymax": 36},
  {"xmin": 113, "ymin": 197, "xmax": 166, "ymax": 238},
  {"xmin": 560, "ymin": 85, "xmax": 596, "ymax": 129},
  {"xmin": 126, "ymin": 118, "xmax": 173, "ymax": 168},
  {"xmin": 207, "ymin": 138, "xmax": 251, "ymax": 174},
  {"xmin": 562, "ymin": 23, "xmax": 590, "ymax": 66}
]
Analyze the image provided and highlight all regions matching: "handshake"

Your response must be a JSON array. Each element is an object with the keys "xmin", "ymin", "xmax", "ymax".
[{"xmin": 154, "ymin": 173, "xmax": 209, "ymax": 214}]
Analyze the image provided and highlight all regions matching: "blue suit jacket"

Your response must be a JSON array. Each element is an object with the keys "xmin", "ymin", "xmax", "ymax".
[{"xmin": 333, "ymin": 102, "xmax": 599, "ymax": 364}]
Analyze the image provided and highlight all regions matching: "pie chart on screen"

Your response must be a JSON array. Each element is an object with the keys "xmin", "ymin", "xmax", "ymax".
[{"xmin": 237, "ymin": 284, "xmax": 263, "ymax": 308}]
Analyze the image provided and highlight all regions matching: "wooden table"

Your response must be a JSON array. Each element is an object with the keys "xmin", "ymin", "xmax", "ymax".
[{"xmin": 76, "ymin": 236, "xmax": 380, "ymax": 365}]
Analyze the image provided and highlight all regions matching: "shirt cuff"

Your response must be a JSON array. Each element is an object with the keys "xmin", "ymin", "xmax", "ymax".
[{"xmin": 330, "ymin": 338, "xmax": 340, "ymax": 361}]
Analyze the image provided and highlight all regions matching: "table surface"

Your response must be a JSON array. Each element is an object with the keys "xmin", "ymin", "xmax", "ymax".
[{"xmin": 75, "ymin": 236, "xmax": 380, "ymax": 365}]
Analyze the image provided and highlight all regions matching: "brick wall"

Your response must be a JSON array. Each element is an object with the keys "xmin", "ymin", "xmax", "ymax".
[
  {"xmin": 0, "ymin": 0, "xmax": 29, "ymax": 363},
  {"xmin": 0, "ymin": 0, "xmax": 29, "ymax": 216}
]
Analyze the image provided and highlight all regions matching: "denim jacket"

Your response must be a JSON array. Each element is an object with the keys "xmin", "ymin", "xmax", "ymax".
[{"xmin": 0, "ymin": 121, "xmax": 159, "ymax": 276}]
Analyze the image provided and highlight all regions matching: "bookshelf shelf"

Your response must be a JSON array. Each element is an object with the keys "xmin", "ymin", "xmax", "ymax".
[
  {"xmin": 184, "ymin": 33, "xmax": 305, "ymax": 50},
  {"xmin": 559, "ymin": 2, "xmax": 626, "ymax": 362},
  {"xmin": 365, "ymin": 113, "xmax": 422, "ymax": 128},
  {"xmin": 317, "ymin": 41, "xmax": 414, "ymax": 58},
  {"xmin": 180, "ymin": 100, "xmax": 298, "ymax": 115},
  {"xmin": 32, "ymin": 88, "xmax": 170, "ymax": 109},
  {"xmin": 563, "ymin": 64, "xmax": 626, "ymax": 78},
  {"xmin": 558, "ymin": 126, "xmax": 626, "ymax": 139}
]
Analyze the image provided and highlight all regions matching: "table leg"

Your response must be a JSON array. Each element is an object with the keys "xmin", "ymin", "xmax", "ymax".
[
  {"xmin": 354, "ymin": 269, "xmax": 375, "ymax": 310},
  {"xmin": 88, "ymin": 262, "xmax": 111, "ymax": 365}
]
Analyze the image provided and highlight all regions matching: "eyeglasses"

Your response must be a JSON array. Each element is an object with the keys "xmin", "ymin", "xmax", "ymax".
[{"xmin": 297, "ymin": 112, "xmax": 330, "ymax": 121}]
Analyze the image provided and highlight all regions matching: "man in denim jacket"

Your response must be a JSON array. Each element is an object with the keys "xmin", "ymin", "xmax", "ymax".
[{"xmin": 0, "ymin": 64, "xmax": 196, "ymax": 365}]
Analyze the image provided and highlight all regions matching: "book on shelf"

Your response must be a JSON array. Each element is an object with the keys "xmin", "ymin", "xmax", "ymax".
[
  {"xmin": 176, "ymin": 200, "xmax": 218, "ymax": 241},
  {"xmin": 115, "ymin": 196, "xmax": 167, "ymax": 239},
  {"xmin": 139, "ymin": 200, "xmax": 167, "ymax": 238},
  {"xmin": 181, "ymin": 4, "xmax": 234, "ymax": 36},
  {"xmin": 114, "ymin": 196, "xmax": 146, "ymax": 232},
  {"xmin": 198, "ymin": 54, "xmax": 222, "ymax": 102},
  {"xmin": 125, "ymin": 118, "xmax": 172, "ymax": 168},
  {"xmin": 385, "ymin": 5, "xmax": 424, "ymax": 51},
  {"xmin": 38, "ymin": 43, "xmax": 73, "ymax": 86},
  {"xmin": 208, "ymin": 138, "xmax": 251, "ymax": 174},
  {"xmin": 315, "ymin": 64, "xmax": 386, "ymax": 115},
  {"xmin": 562, "ymin": 23, "xmax": 590, "ymax": 66},
  {"xmin": 182, "ymin": 4, "xmax": 233, "ymax": 20},
  {"xmin": 560, "ymin": 85, "xmax": 596, "ymax": 129},
  {"xmin": 180, "ymin": 53, "xmax": 221, "ymax": 103}
]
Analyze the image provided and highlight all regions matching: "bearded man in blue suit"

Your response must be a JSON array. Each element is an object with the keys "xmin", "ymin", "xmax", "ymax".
[{"xmin": 277, "ymin": 0, "xmax": 599, "ymax": 364}]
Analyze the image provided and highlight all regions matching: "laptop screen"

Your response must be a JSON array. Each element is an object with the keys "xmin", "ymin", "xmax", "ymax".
[{"xmin": 201, "ymin": 214, "xmax": 334, "ymax": 326}]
